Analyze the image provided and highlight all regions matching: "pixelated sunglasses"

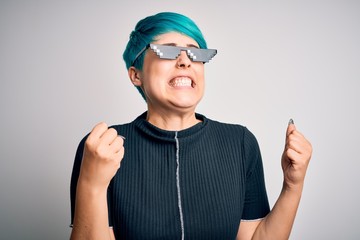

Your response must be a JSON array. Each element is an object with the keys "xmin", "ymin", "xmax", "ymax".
[{"xmin": 131, "ymin": 44, "xmax": 217, "ymax": 66}]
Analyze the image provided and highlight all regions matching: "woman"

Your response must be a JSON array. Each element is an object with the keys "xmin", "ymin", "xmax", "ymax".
[{"xmin": 70, "ymin": 12, "xmax": 312, "ymax": 240}]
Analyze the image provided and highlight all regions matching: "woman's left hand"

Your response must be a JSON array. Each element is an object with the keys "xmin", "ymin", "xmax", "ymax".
[{"xmin": 281, "ymin": 120, "xmax": 312, "ymax": 190}]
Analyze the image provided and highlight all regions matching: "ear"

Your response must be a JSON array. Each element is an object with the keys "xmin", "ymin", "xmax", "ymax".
[{"xmin": 128, "ymin": 66, "xmax": 142, "ymax": 87}]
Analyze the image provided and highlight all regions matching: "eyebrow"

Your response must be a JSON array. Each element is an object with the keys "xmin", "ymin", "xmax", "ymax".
[{"xmin": 161, "ymin": 43, "xmax": 200, "ymax": 48}]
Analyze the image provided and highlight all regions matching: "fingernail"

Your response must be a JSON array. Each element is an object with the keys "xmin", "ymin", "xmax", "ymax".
[
  {"xmin": 288, "ymin": 118, "xmax": 294, "ymax": 125},
  {"xmin": 118, "ymin": 135, "xmax": 126, "ymax": 140}
]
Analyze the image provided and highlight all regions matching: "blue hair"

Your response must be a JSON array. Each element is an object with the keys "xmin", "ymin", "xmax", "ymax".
[{"xmin": 123, "ymin": 12, "xmax": 208, "ymax": 99}]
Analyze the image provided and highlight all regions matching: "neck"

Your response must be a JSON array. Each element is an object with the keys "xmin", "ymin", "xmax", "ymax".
[{"xmin": 146, "ymin": 108, "xmax": 201, "ymax": 131}]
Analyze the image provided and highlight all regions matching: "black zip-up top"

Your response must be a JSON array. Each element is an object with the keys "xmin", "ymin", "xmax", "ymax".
[{"xmin": 70, "ymin": 112, "xmax": 270, "ymax": 240}]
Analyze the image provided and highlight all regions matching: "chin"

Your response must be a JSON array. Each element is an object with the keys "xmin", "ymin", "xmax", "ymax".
[{"xmin": 170, "ymin": 98, "xmax": 202, "ymax": 110}]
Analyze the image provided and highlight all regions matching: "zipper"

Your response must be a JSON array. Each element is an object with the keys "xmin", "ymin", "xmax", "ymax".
[{"xmin": 175, "ymin": 131, "xmax": 184, "ymax": 240}]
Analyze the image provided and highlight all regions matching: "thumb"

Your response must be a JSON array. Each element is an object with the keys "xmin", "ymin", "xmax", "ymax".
[{"xmin": 286, "ymin": 118, "xmax": 296, "ymax": 138}]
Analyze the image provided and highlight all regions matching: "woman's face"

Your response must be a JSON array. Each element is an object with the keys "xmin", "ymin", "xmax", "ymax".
[{"xmin": 137, "ymin": 32, "xmax": 205, "ymax": 114}]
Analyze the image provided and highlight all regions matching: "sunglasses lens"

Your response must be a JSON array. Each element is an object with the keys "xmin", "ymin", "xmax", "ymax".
[
  {"xmin": 149, "ymin": 44, "xmax": 217, "ymax": 62},
  {"xmin": 186, "ymin": 48, "xmax": 217, "ymax": 62},
  {"xmin": 150, "ymin": 45, "xmax": 180, "ymax": 59}
]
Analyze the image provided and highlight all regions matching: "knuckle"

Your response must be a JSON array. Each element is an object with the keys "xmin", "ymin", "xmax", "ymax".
[
  {"xmin": 93, "ymin": 122, "xmax": 108, "ymax": 133},
  {"xmin": 286, "ymin": 148, "xmax": 293, "ymax": 156},
  {"xmin": 97, "ymin": 122, "xmax": 108, "ymax": 128},
  {"xmin": 85, "ymin": 138, "xmax": 96, "ymax": 150},
  {"xmin": 94, "ymin": 145, "xmax": 109, "ymax": 158},
  {"xmin": 107, "ymin": 127, "xmax": 117, "ymax": 135},
  {"xmin": 287, "ymin": 139, "xmax": 294, "ymax": 148},
  {"xmin": 116, "ymin": 146, "xmax": 124, "ymax": 158},
  {"xmin": 115, "ymin": 137, "xmax": 125, "ymax": 147},
  {"xmin": 94, "ymin": 147, "xmax": 103, "ymax": 157},
  {"xmin": 288, "ymin": 134, "xmax": 296, "ymax": 142}
]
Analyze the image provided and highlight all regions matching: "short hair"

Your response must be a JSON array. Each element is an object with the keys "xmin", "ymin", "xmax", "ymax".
[{"xmin": 123, "ymin": 12, "xmax": 208, "ymax": 99}]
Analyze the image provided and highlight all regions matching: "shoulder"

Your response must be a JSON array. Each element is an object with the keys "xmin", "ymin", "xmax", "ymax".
[
  {"xmin": 204, "ymin": 116, "xmax": 261, "ymax": 156},
  {"xmin": 108, "ymin": 113, "xmax": 146, "ymax": 137},
  {"xmin": 207, "ymin": 116, "xmax": 245, "ymax": 131},
  {"xmin": 205, "ymin": 116, "xmax": 256, "ymax": 141},
  {"xmin": 110, "ymin": 122, "xmax": 134, "ymax": 132}
]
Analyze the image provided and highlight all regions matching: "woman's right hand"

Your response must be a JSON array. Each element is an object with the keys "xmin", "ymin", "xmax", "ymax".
[{"xmin": 78, "ymin": 122, "xmax": 125, "ymax": 191}]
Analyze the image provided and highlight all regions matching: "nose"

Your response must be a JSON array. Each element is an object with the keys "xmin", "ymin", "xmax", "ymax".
[{"xmin": 176, "ymin": 50, "xmax": 191, "ymax": 68}]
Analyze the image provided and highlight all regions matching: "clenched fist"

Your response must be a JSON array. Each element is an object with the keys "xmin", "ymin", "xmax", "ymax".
[
  {"xmin": 281, "ymin": 119, "xmax": 312, "ymax": 190},
  {"xmin": 78, "ymin": 122, "xmax": 125, "ymax": 190}
]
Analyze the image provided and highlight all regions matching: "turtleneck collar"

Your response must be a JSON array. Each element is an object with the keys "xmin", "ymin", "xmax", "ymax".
[{"xmin": 134, "ymin": 111, "xmax": 208, "ymax": 141}]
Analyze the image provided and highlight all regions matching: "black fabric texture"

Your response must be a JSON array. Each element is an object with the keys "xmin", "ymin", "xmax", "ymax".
[{"xmin": 70, "ymin": 112, "xmax": 270, "ymax": 239}]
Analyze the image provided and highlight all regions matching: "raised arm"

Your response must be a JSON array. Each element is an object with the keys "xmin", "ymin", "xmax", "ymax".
[
  {"xmin": 238, "ymin": 120, "xmax": 312, "ymax": 240},
  {"xmin": 70, "ymin": 123, "xmax": 124, "ymax": 240}
]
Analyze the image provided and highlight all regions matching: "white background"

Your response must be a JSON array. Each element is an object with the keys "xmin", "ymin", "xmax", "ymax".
[{"xmin": 1, "ymin": 1, "xmax": 359, "ymax": 239}]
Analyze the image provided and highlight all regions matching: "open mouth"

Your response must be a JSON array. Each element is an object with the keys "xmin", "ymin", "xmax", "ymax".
[{"xmin": 169, "ymin": 77, "xmax": 194, "ymax": 88}]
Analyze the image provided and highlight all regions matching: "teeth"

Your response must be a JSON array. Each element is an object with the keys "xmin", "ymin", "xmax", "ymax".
[{"xmin": 170, "ymin": 77, "xmax": 192, "ymax": 87}]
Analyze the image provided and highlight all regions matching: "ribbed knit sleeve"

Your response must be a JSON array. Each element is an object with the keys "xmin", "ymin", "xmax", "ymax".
[
  {"xmin": 70, "ymin": 135, "xmax": 86, "ymax": 226},
  {"xmin": 241, "ymin": 128, "xmax": 270, "ymax": 220}
]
